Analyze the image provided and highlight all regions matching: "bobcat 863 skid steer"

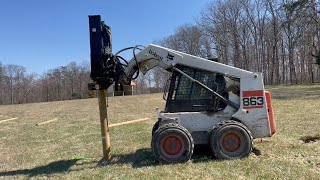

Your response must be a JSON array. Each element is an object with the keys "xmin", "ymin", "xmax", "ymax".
[{"xmin": 89, "ymin": 15, "xmax": 276, "ymax": 163}]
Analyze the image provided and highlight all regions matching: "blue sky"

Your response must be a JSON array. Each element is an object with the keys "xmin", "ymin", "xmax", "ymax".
[{"xmin": 0, "ymin": 0, "xmax": 211, "ymax": 74}]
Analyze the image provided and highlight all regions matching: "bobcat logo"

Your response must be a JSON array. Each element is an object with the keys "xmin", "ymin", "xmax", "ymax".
[
  {"xmin": 149, "ymin": 49, "xmax": 163, "ymax": 61},
  {"xmin": 167, "ymin": 53, "xmax": 175, "ymax": 61}
]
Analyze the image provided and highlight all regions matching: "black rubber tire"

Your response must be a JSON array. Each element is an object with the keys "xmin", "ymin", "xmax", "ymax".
[
  {"xmin": 210, "ymin": 120, "xmax": 253, "ymax": 160},
  {"xmin": 151, "ymin": 121, "xmax": 160, "ymax": 136},
  {"xmin": 151, "ymin": 123, "xmax": 194, "ymax": 163}
]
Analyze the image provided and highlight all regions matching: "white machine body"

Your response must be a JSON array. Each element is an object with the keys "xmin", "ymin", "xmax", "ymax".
[{"xmin": 124, "ymin": 44, "xmax": 275, "ymax": 145}]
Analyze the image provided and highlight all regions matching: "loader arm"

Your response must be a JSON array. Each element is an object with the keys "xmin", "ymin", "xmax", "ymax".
[{"xmin": 122, "ymin": 44, "xmax": 257, "ymax": 84}]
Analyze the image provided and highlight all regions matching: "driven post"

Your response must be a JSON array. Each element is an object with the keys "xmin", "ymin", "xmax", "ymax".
[{"xmin": 98, "ymin": 90, "xmax": 111, "ymax": 161}]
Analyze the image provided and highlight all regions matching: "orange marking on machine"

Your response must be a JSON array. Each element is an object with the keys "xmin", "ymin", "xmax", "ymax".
[
  {"xmin": 245, "ymin": 105, "xmax": 263, "ymax": 109},
  {"xmin": 242, "ymin": 90, "xmax": 264, "ymax": 97},
  {"xmin": 265, "ymin": 91, "xmax": 276, "ymax": 135}
]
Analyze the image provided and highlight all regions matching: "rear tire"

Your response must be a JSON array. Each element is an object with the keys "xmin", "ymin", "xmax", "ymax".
[
  {"xmin": 151, "ymin": 123, "xmax": 194, "ymax": 163},
  {"xmin": 210, "ymin": 120, "xmax": 253, "ymax": 160}
]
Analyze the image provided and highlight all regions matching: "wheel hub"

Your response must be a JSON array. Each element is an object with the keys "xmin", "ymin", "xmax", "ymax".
[
  {"xmin": 222, "ymin": 132, "xmax": 241, "ymax": 152},
  {"xmin": 162, "ymin": 135, "xmax": 182, "ymax": 155}
]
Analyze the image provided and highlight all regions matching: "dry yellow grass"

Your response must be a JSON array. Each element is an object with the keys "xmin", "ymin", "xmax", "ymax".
[{"xmin": 0, "ymin": 85, "xmax": 319, "ymax": 179}]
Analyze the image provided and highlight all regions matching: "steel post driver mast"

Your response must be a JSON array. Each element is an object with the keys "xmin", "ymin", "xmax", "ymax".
[{"xmin": 88, "ymin": 15, "xmax": 276, "ymax": 163}]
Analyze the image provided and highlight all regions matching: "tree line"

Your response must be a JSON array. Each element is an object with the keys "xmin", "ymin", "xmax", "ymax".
[
  {"xmin": 157, "ymin": 0, "xmax": 320, "ymax": 85},
  {"xmin": 0, "ymin": 61, "xmax": 169, "ymax": 105},
  {"xmin": 0, "ymin": 62, "xmax": 91, "ymax": 105}
]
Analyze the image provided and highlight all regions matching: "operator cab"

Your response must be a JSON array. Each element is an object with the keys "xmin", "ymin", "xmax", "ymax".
[{"xmin": 164, "ymin": 65, "xmax": 228, "ymax": 113}]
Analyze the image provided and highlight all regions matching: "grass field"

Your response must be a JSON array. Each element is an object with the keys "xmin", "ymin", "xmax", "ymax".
[{"xmin": 0, "ymin": 84, "xmax": 320, "ymax": 179}]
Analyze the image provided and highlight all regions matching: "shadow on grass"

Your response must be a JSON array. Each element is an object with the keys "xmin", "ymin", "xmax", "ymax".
[
  {"xmin": 192, "ymin": 145, "xmax": 214, "ymax": 163},
  {"xmin": 107, "ymin": 146, "xmax": 215, "ymax": 166},
  {"xmin": 0, "ymin": 149, "xmax": 157, "ymax": 178},
  {"xmin": 0, "ymin": 159, "xmax": 85, "ymax": 178},
  {"xmin": 0, "ymin": 148, "xmax": 213, "ymax": 177},
  {"xmin": 300, "ymin": 134, "xmax": 320, "ymax": 143},
  {"xmin": 0, "ymin": 146, "xmax": 258, "ymax": 177},
  {"xmin": 106, "ymin": 148, "xmax": 157, "ymax": 168},
  {"xmin": 105, "ymin": 145, "xmax": 262, "ymax": 166}
]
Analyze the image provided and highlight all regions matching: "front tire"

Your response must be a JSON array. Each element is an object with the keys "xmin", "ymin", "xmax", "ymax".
[
  {"xmin": 210, "ymin": 120, "xmax": 253, "ymax": 160},
  {"xmin": 151, "ymin": 123, "xmax": 194, "ymax": 163}
]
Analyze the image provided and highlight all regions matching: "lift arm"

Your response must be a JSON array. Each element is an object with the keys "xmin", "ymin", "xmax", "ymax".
[{"xmin": 122, "ymin": 44, "xmax": 257, "ymax": 85}]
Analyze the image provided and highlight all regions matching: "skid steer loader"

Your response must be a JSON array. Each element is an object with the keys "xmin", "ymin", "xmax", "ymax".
[{"xmin": 88, "ymin": 15, "xmax": 276, "ymax": 163}]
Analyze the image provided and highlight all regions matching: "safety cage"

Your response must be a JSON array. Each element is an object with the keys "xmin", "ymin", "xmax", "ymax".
[{"xmin": 163, "ymin": 65, "xmax": 227, "ymax": 112}]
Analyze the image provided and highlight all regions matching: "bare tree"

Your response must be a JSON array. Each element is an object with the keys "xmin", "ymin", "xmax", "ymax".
[{"xmin": 2, "ymin": 64, "xmax": 26, "ymax": 104}]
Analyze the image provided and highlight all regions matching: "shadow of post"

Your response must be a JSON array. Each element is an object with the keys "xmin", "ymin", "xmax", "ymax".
[
  {"xmin": 0, "ymin": 160, "xmax": 79, "ymax": 177},
  {"xmin": 0, "ymin": 149, "xmax": 157, "ymax": 178}
]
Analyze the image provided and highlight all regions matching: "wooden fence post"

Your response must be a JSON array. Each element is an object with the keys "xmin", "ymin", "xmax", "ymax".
[{"xmin": 98, "ymin": 89, "xmax": 111, "ymax": 161}]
